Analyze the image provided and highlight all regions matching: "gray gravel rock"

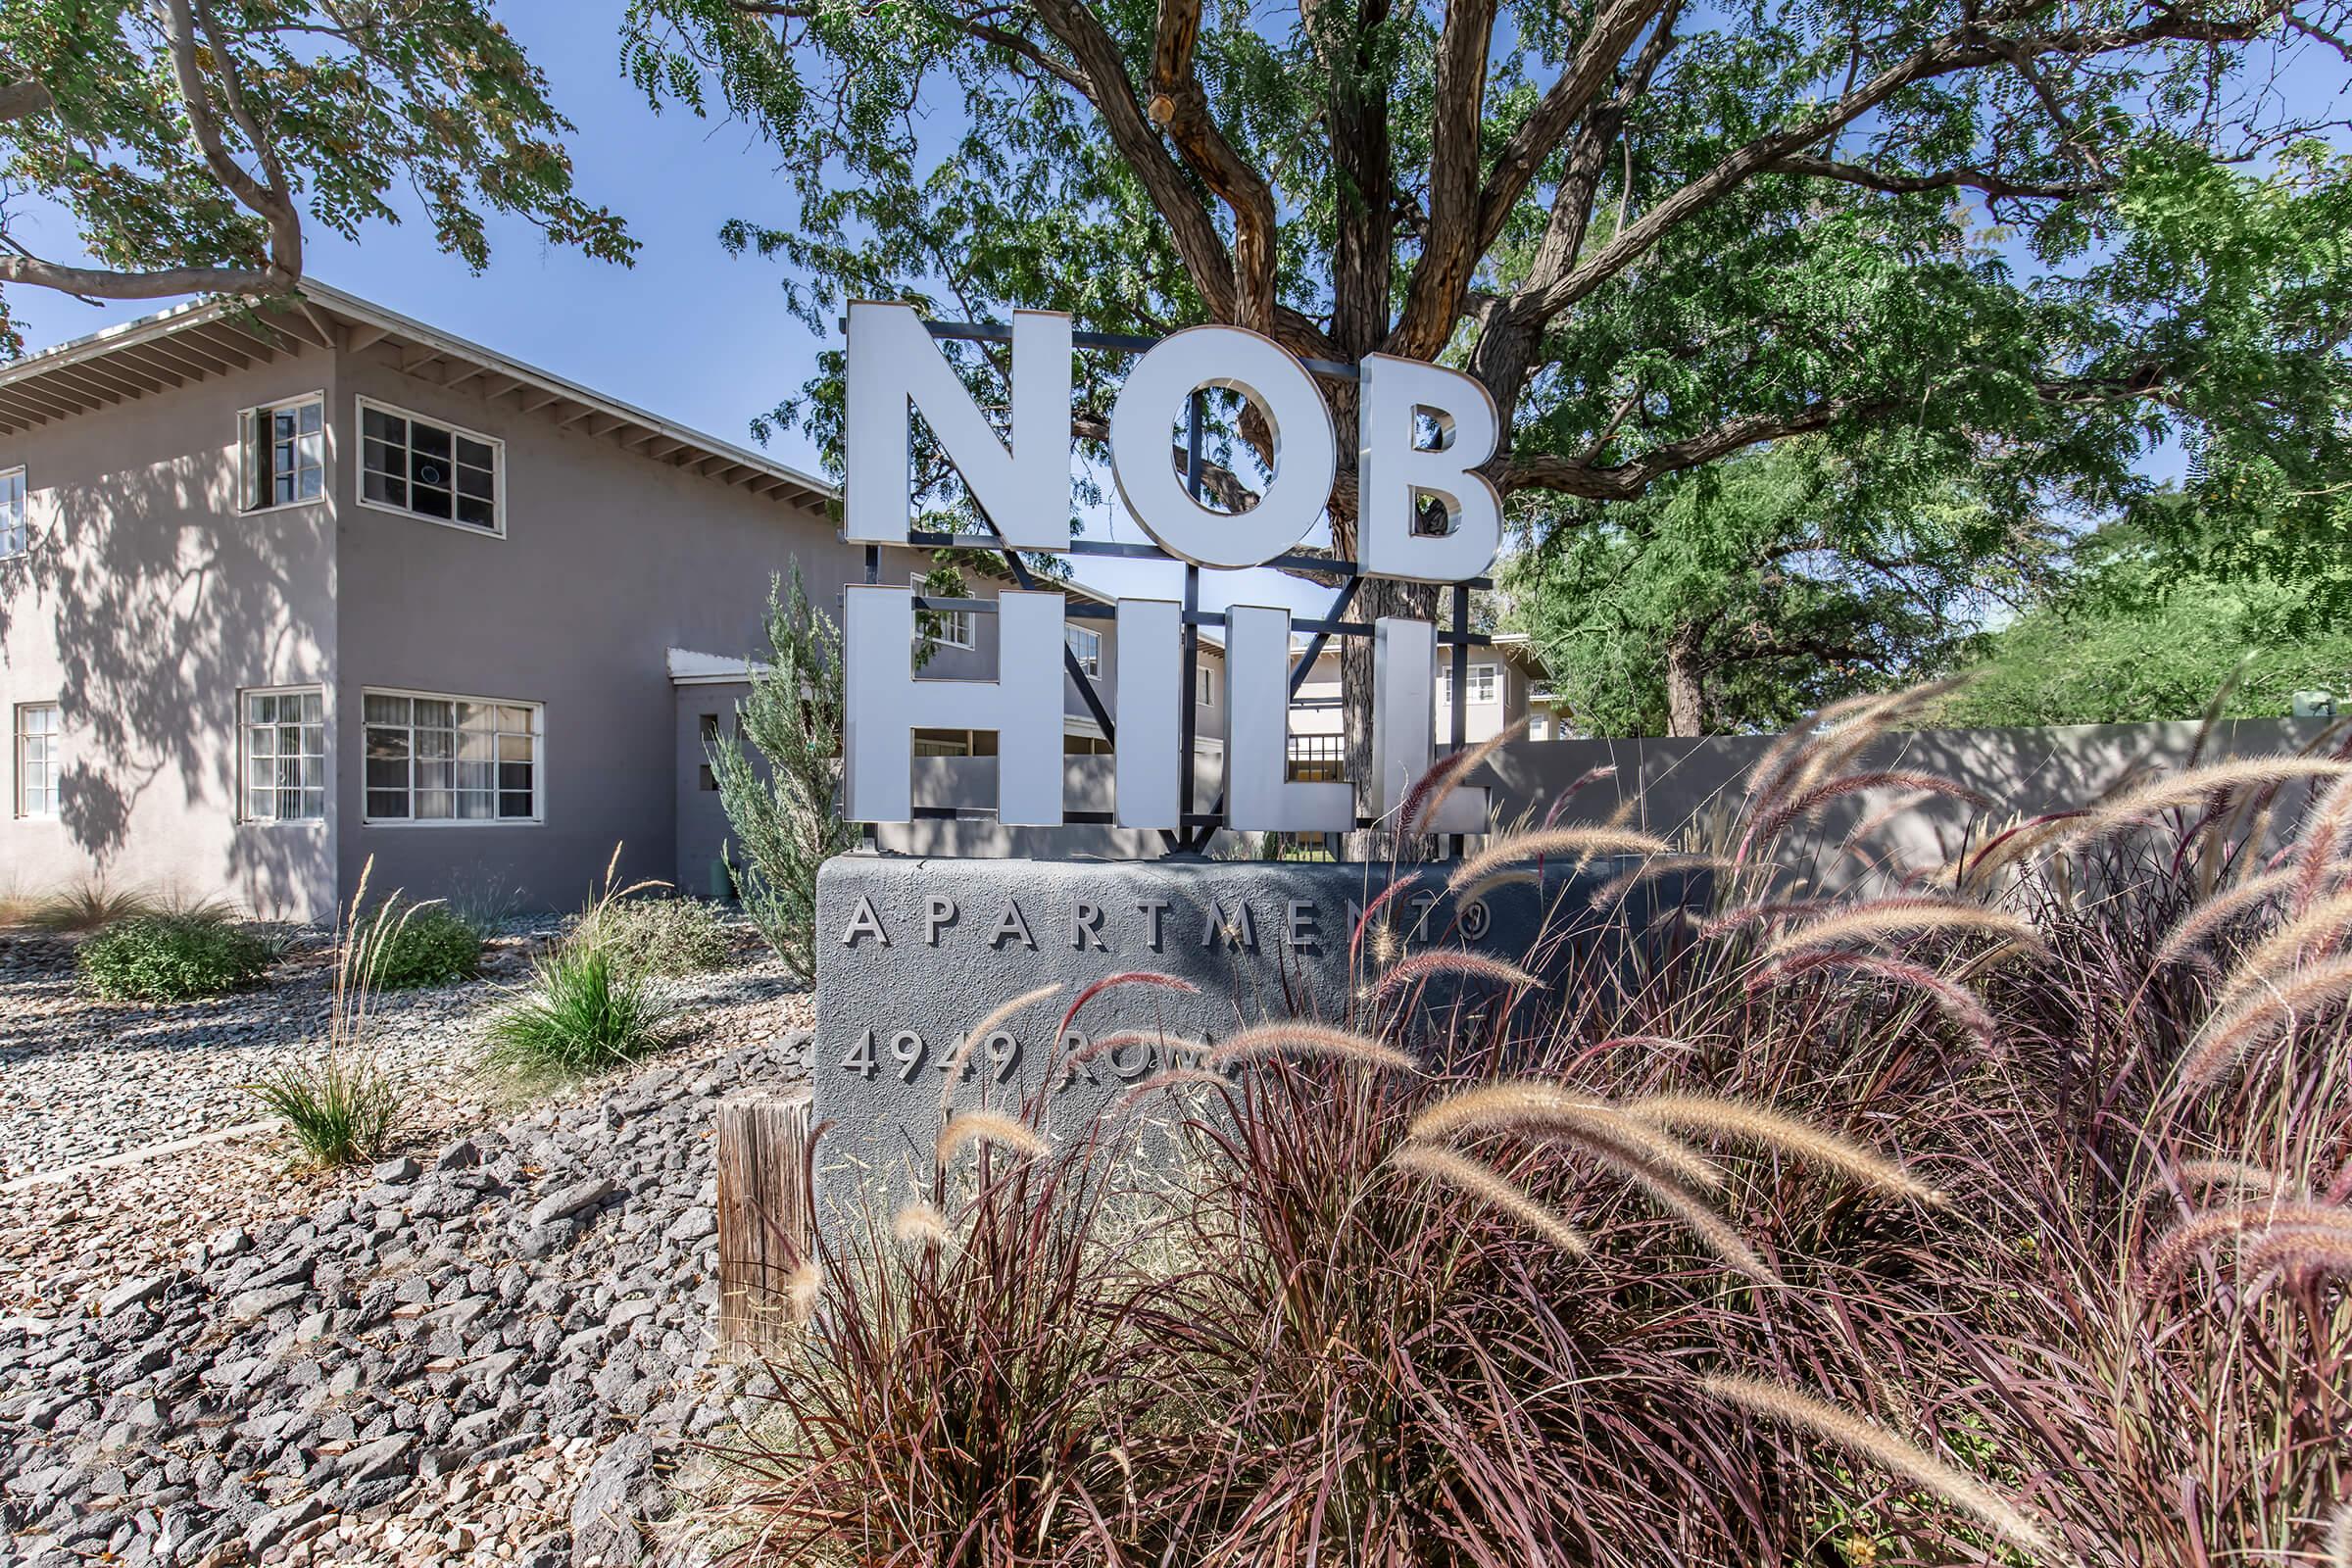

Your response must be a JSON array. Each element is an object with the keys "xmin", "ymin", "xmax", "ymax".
[{"xmin": 0, "ymin": 1028, "xmax": 810, "ymax": 1564}]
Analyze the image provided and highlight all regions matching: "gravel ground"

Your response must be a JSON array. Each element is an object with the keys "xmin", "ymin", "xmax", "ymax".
[
  {"xmin": 0, "ymin": 926, "xmax": 815, "ymax": 1568},
  {"xmin": 0, "ymin": 923, "xmax": 566, "ymax": 1183},
  {"xmin": 1, "ymin": 1033, "xmax": 813, "ymax": 1567}
]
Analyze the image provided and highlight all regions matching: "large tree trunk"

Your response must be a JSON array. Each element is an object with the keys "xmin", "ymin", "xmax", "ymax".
[
  {"xmin": 1664, "ymin": 628, "xmax": 1706, "ymax": 737},
  {"xmin": 1343, "ymin": 576, "xmax": 1439, "ymax": 859}
]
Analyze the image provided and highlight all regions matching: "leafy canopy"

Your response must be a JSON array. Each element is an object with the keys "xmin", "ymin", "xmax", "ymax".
[
  {"xmin": 1506, "ymin": 437, "xmax": 2048, "ymax": 735},
  {"xmin": 1934, "ymin": 502, "xmax": 2352, "ymax": 726},
  {"xmin": 0, "ymin": 0, "xmax": 634, "ymax": 355}
]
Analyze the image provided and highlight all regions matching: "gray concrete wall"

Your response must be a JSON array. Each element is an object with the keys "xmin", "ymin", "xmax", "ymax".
[
  {"xmin": 1471, "ymin": 717, "xmax": 2346, "ymax": 884},
  {"xmin": 0, "ymin": 344, "xmax": 340, "ymax": 919},
  {"xmin": 330, "ymin": 353, "xmax": 887, "ymax": 912}
]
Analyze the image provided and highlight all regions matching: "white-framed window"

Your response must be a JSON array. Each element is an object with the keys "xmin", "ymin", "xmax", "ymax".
[
  {"xmin": 238, "ymin": 394, "xmax": 325, "ymax": 513},
  {"xmin": 358, "ymin": 397, "xmax": 504, "ymax": 535},
  {"xmin": 1066, "ymin": 624, "xmax": 1102, "ymax": 676},
  {"xmin": 241, "ymin": 687, "xmax": 326, "ymax": 823},
  {"xmin": 1441, "ymin": 662, "xmax": 1500, "ymax": 705},
  {"xmin": 363, "ymin": 690, "xmax": 541, "ymax": 824},
  {"xmin": 1, "ymin": 466, "xmax": 25, "ymax": 558},
  {"xmin": 913, "ymin": 573, "xmax": 974, "ymax": 650},
  {"xmin": 1197, "ymin": 664, "xmax": 1218, "ymax": 706},
  {"xmin": 15, "ymin": 703, "xmax": 59, "ymax": 819}
]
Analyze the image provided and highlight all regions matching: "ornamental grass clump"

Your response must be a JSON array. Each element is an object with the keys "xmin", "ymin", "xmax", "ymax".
[
  {"xmin": 249, "ymin": 859, "xmax": 410, "ymax": 1166},
  {"xmin": 704, "ymin": 685, "xmax": 2352, "ymax": 1568},
  {"xmin": 482, "ymin": 943, "xmax": 676, "ymax": 1081},
  {"xmin": 77, "ymin": 911, "xmax": 273, "ymax": 1002},
  {"xmin": 571, "ymin": 892, "xmax": 734, "ymax": 980}
]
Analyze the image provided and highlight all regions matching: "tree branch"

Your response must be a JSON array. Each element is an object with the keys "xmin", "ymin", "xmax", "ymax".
[
  {"xmin": 1386, "ymin": 0, "xmax": 1501, "ymax": 358},
  {"xmin": 0, "ymin": 253, "xmax": 289, "ymax": 301},
  {"xmin": 1470, "ymin": 0, "xmax": 1667, "ymax": 256},
  {"xmin": 0, "ymin": 78, "xmax": 53, "ymax": 123},
  {"xmin": 1141, "ymin": 0, "xmax": 1279, "ymax": 332},
  {"xmin": 1767, "ymin": 153, "xmax": 2119, "ymax": 202},
  {"xmin": 164, "ymin": 0, "xmax": 302, "ymax": 283},
  {"xmin": 1515, "ymin": 2, "xmax": 2283, "ymax": 323}
]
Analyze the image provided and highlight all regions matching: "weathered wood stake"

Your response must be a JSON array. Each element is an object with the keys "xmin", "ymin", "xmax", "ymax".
[{"xmin": 714, "ymin": 1085, "xmax": 814, "ymax": 1353}]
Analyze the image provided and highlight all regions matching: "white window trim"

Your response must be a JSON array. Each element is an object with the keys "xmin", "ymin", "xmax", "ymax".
[
  {"xmin": 1066, "ymin": 623, "xmax": 1103, "ymax": 677},
  {"xmin": 913, "ymin": 573, "xmax": 975, "ymax": 650},
  {"xmin": 354, "ymin": 395, "xmax": 509, "ymax": 540},
  {"xmin": 1196, "ymin": 664, "xmax": 1218, "ymax": 707},
  {"xmin": 361, "ymin": 685, "xmax": 545, "ymax": 828},
  {"xmin": 1467, "ymin": 662, "xmax": 1499, "ymax": 704},
  {"xmin": 0, "ymin": 465, "xmax": 27, "ymax": 559},
  {"xmin": 236, "ymin": 391, "xmax": 329, "ymax": 516},
  {"xmin": 14, "ymin": 701, "xmax": 60, "ymax": 821},
  {"xmin": 238, "ymin": 684, "xmax": 328, "ymax": 827}
]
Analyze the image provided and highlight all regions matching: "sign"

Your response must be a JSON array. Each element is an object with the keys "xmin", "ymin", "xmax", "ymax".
[{"xmin": 838, "ymin": 301, "xmax": 1499, "ymax": 837}]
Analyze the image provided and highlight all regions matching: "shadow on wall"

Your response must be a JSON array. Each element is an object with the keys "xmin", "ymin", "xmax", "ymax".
[
  {"xmin": 6, "ymin": 443, "xmax": 333, "ymax": 916},
  {"xmin": 1473, "ymin": 716, "xmax": 2349, "ymax": 889}
]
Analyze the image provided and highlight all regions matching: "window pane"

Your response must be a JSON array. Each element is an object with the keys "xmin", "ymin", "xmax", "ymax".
[
  {"xmin": 364, "ymin": 693, "xmax": 409, "ymax": 725},
  {"xmin": 367, "ymin": 790, "xmax": 409, "ymax": 818},
  {"xmin": 498, "ymin": 733, "xmax": 533, "ymax": 762},
  {"xmin": 455, "ymin": 495, "xmax": 495, "ymax": 529},
  {"xmin": 299, "ymin": 401, "xmax": 322, "ymax": 434},
  {"xmin": 365, "ymin": 758, "xmax": 408, "ymax": 791},
  {"xmin": 500, "ymin": 706, "xmax": 533, "ymax": 732},
  {"xmin": 456, "ymin": 435, "xmax": 494, "ymax": 468},
  {"xmin": 498, "ymin": 761, "xmax": 531, "ymax": 790},
  {"xmin": 414, "ymin": 699, "xmax": 454, "ymax": 729},
  {"xmin": 301, "ymin": 692, "xmax": 322, "ymax": 723},
  {"xmin": 417, "ymin": 789, "xmax": 456, "ymax": 819},
  {"xmin": 499, "ymin": 792, "xmax": 533, "ymax": 818},
  {"xmin": 364, "ymin": 407, "xmax": 402, "ymax": 443},
  {"xmin": 412, "ymin": 484, "xmax": 454, "ymax": 519},
  {"xmin": 364, "ymin": 471, "xmax": 407, "ymax": 508},
  {"xmin": 412, "ymin": 423, "xmax": 452, "ymax": 460},
  {"xmin": 457, "ymin": 791, "xmax": 493, "ymax": 819}
]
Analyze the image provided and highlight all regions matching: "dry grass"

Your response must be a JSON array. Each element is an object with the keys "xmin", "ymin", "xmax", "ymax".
[
  {"xmin": 935, "ymin": 1110, "xmax": 1051, "ymax": 1166},
  {"xmin": 1391, "ymin": 1143, "xmax": 1590, "ymax": 1254}
]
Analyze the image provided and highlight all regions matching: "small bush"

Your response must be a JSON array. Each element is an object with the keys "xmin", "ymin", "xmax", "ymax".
[
  {"xmin": 77, "ymin": 914, "xmax": 273, "ymax": 1002},
  {"xmin": 249, "ymin": 1055, "xmax": 401, "ymax": 1167},
  {"xmin": 483, "ymin": 944, "xmax": 676, "ymax": 1080},
  {"xmin": 368, "ymin": 903, "xmax": 484, "ymax": 989},
  {"xmin": 574, "ymin": 895, "xmax": 732, "ymax": 979}
]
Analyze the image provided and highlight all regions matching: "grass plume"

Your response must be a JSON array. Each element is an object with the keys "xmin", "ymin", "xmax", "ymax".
[
  {"xmin": 936, "ymin": 1110, "xmax": 1051, "ymax": 1167},
  {"xmin": 1392, "ymin": 1143, "xmax": 1591, "ymax": 1255},
  {"xmin": 1763, "ymin": 898, "xmax": 2045, "ymax": 959},
  {"xmin": 2180, "ymin": 956, "xmax": 2352, "ymax": 1089},
  {"xmin": 1700, "ymin": 1375, "xmax": 2062, "ymax": 1559},
  {"xmin": 1625, "ymin": 1096, "xmax": 1944, "ymax": 1204},
  {"xmin": 1446, "ymin": 826, "xmax": 1673, "ymax": 895},
  {"xmin": 1204, "ymin": 1021, "xmax": 1419, "ymax": 1074}
]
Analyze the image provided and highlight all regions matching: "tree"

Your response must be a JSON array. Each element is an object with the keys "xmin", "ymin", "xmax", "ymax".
[
  {"xmin": 1507, "ymin": 437, "xmax": 2045, "ymax": 736},
  {"xmin": 1932, "ymin": 505, "xmax": 2352, "ymax": 726},
  {"xmin": 710, "ymin": 568, "xmax": 858, "ymax": 980},
  {"xmin": 0, "ymin": 0, "xmax": 633, "ymax": 355},
  {"xmin": 620, "ymin": 0, "xmax": 2352, "ymax": 839}
]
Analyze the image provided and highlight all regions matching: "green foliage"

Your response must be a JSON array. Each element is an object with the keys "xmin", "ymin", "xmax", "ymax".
[
  {"xmin": 0, "ymin": 0, "xmax": 633, "ymax": 351},
  {"xmin": 1507, "ymin": 440, "xmax": 2045, "ymax": 736},
  {"xmin": 1934, "ymin": 510, "xmax": 2352, "ymax": 727},
  {"xmin": 617, "ymin": 0, "xmax": 2351, "ymax": 543},
  {"xmin": 367, "ymin": 904, "xmax": 483, "ymax": 990},
  {"xmin": 483, "ymin": 945, "xmax": 676, "ymax": 1081},
  {"xmin": 77, "ymin": 913, "xmax": 272, "ymax": 1002},
  {"xmin": 710, "ymin": 568, "xmax": 858, "ymax": 981},
  {"xmin": 249, "ymin": 1055, "xmax": 400, "ymax": 1168},
  {"xmin": 574, "ymin": 895, "xmax": 733, "ymax": 981}
]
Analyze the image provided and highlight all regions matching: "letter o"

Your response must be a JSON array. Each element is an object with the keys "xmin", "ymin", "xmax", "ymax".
[{"xmin": 1108, "ymin": 325, "xmax": 1337, "ymax": 569}]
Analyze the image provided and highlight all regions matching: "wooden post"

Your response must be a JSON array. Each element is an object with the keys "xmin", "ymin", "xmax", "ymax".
[{"xmin": 714, "ymin": 1085, "xmax": 814, "ymax": 1353}]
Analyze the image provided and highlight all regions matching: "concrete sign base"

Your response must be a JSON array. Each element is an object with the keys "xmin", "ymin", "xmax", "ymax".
[{"xmin": 810, "ymin": 853, "xmax": 1702, "ymax": 1231}]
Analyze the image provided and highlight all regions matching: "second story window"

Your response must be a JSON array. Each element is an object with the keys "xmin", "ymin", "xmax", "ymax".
[
  {"xmin": 0, "ymin": 467, "xmax": 24, "ymax": 558},
  {"xmin": 360, "ymin": 399, "xmax": 503, "ymax": 534},
  {"xmin": 239, "ymin": 395, "xmax": 324, "ymax": 512},
  {"xmin": 1197, "ymin": 664, "xmax": 1218, "ymax": 707},
  {"xmin": 1441, "ymin": 662, "xmax": 1500, "ymax": 705},
  {"xmin": 1066, "ymin": 624, "xmax": 1102, "ymax": 676}
]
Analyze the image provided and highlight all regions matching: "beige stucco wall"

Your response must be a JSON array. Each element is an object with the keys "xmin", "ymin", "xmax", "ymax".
[
  {"xmin": 0, "ymin": 345, "xmax": 339, "ymax": 919},
  {"xmin": 330, "ymin": 352, "xmax": 882, "ymax": 911}
]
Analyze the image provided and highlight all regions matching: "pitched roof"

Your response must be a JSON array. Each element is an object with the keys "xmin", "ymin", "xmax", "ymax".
[{"xmin": 0, "ymin": 281, "xmax": 835, "ymax": 510}]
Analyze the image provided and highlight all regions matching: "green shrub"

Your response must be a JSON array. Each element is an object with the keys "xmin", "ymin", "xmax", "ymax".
[
  {"xmin": 77, "ymin": 914, "xmax": 274, "ymax": 1002},
  {"xmin": 249, "ymin": 1055, "xmax": 401, "ymax": 1167},
  {"xmin": 368, "ymin": 903, "xmax": 484, "ymax": 989},
  {"xmin": 483, "ymin": 944, "xmax": 676, "ymax": 1080},
  {"xmin": 574, "ymin": 895, "xmax": 732, "ymax": 979}
]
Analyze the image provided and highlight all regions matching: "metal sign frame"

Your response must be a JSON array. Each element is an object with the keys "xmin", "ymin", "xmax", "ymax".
[{"xmin": 863, "ymin": 318, "xmax": 1491, "ymax": 854}]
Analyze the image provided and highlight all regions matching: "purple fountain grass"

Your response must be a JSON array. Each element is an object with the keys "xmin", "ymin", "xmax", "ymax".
[{"xmin": 1367, "ymin": 948, "xmax": 1537, "ymax": 1001}]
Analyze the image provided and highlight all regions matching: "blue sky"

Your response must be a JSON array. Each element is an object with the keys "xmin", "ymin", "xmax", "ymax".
[{"xmin": 5, "ymin": 0, "xmax": 1329, "ymax": 617}]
